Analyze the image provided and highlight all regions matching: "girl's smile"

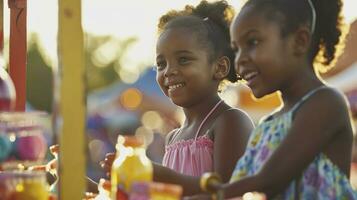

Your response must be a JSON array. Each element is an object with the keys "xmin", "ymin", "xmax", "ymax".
[{"xmin": 167, "ymin": 82, "xmax": 186, "ymax": 96}]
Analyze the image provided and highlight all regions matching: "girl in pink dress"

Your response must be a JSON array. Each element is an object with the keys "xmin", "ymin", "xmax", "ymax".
[
  {"xmin": 153, "ymin": 0, "xmax": 254, "ymax": 183},
  {"xmin": 101, "ymin": 0, "xmax": 253, "ymax": 189}
]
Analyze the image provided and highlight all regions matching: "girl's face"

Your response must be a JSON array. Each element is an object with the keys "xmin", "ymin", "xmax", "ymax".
[
  {"xmin": 155, "ymin": 27, "xmax": 218, "ymax": 107},
  {"xmin": 230, "ymin": 7, "xmax": 297, "ymax": 98}
]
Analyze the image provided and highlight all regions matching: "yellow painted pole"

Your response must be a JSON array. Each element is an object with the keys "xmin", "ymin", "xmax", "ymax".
[{"xmin": 58, "ymin": 0, "xmax": 86, "ymax": 199}]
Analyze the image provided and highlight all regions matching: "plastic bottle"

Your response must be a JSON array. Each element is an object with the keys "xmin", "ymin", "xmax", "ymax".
[{"xmin": 111, "ymin": 135, "xmax": 153, "ymax": 200}]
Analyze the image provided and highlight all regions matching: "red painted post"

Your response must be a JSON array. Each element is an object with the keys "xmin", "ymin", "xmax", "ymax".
[
  {"xmin": 8, "ymin": 0, "xmax": 26, "ymax": 111},
  {"xmin": 0, "ymin": 0, "xmax": 3, "ymax": 54}
]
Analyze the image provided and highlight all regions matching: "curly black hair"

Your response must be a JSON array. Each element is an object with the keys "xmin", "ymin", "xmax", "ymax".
[
  {"xmin": 242, "ymin": 0, "xmax": 346, "ymax": 73},
  {"xmin": 157, "ymin": 0, "xmax": 238, "ymax": 83}
]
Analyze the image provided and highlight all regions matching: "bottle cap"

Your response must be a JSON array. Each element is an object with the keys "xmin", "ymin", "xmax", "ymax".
[{"xmin": 123, "ymin": 136, "xmax": 143, "ymax": 147}]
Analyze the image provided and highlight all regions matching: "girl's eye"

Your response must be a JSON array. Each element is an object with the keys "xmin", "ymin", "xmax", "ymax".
[
  {"xmin": 178, "ymin": 57, "xmax": 190, "ymax": 65},
  {"xmin": 248, "ymin": 38, "xmax": 259, "ymax": 47}
]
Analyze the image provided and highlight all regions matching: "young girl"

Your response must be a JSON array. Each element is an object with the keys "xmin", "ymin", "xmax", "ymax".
[
  {"xmin": 154, "ymin": 0, "xmax": 254, "ymax": 182},
  {"xmin": 182, "ymin": 0, "xmax": 357, "ymax": 199},
  {"xmin": 102, "ymin": 0, "xmax": 254, "ymax": 184}
]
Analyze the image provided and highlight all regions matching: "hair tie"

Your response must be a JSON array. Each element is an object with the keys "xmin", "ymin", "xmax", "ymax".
[{"xmin": 307, "ymin": 0, "xmax": 316, "ymax": 34}]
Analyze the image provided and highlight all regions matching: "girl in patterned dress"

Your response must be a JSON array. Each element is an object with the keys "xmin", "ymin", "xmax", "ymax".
[{"xmin": 217, "ymin": 0, "xmax": 357, "ymax": 199}]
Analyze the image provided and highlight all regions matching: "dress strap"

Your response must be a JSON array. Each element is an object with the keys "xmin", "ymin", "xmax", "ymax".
[
  {"xmin": 194, "ymin": 99, "xmax": 224, "ymax": 140},
  {"xmin": 290, "ymin": 85, "xmax": 328, "ymax": 115},
  {"xmin": 168, "ymin": 128, "xmax": 182, "ymax": 145}
]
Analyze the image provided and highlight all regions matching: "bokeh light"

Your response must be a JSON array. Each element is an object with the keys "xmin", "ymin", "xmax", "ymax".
[
  {"xmin": 118, "ymin": 67, "xmax": 140, "ymax": 84},
  {"xmin": 135, "ymin": 126, "xmax": 154, "ymax": 147},
  {"xmin": 120, "ymin": 88, "xmax": 143, "ymax": 110},
  {"xmin": 141, "ymin": 111, "xmax": 163, "ymax": 130},
  {"xmin": 89, "ymin": 139, "xmax": 106, "ymax": 162},
  {"xmin": 219, "ymin": 87, "xmax": 239, "ymax": 107}
]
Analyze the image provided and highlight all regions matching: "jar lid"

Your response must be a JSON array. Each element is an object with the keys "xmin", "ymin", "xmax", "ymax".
[
  {"xmin": 117, "ymin": 135, "xmax": 143, "ymax": 147},
  {"xmin": 0, "ymin": 171, "xmax": 46, "ymax": 180},
  {"xmin": 0, "ymin": 111, "xmax": 47, "ymax": 133}
]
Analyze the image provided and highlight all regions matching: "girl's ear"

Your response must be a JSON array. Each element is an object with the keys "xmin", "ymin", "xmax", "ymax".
[
  {"xmin": 214, "ymin": 56, "xmax": 230, "ymax": 80},
  {"xmin": 293, "ymin": 26, "xmax": 312, "ymax": 56}
]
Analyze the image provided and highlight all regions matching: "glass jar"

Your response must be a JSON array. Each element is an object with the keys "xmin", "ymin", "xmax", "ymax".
[{"xmin": 0, "ymin": 112, "xmax": 48, "ymax": 169}]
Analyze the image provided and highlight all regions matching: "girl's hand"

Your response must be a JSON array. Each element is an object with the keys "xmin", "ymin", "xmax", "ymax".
[
  {"xmin": 47, "ymin": 144, "xmax": 59, "ymax": 170},
  {"xmin": 28, "ymin": 144, "xmax": 59, "ymax": 185},
  {"xmin": 100, "ymin": 152, "xmax": 115, "ymax": 177}
]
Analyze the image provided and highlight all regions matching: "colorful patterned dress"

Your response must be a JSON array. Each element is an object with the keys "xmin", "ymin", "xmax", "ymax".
[{"xmin": 230, "ymin": 87, "xmax": 357, "ymax": 199}]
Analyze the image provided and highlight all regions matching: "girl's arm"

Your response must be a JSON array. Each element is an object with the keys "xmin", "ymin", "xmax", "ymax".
[
  {"xmin": 222, "ymin": 89, "xmax": 353, "ymax": 198},
  {"xmin": 212, "ymin": 109, "xmax": 254, "ymax": 182},
  {"xmin": 153, "ymin": 163, "xmax": 202, "ymax": 196}
]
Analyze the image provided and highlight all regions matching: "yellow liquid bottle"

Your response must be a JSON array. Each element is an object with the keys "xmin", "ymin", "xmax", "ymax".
[{"xmin": 111, "ymin": 136, "xmax": 153, "ymax": 200}]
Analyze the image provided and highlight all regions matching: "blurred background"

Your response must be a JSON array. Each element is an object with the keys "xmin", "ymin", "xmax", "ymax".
[{"xmin": 1, "ymin": 0, "xmax": 356, "ymax": 185}]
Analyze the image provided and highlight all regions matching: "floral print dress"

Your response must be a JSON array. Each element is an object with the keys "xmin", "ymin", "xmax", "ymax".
[{"xmin": 230, "ymin": 87, "xmax": 357, "ymax": 199}]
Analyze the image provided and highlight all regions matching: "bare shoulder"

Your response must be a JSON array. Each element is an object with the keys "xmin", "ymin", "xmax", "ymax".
[
  {"xmin": 294, "ymin": 88, "xmax": 352, "ymax": 141},
  {"xmin": 212, "ymin": 108, "xmax": 254, "ymax": 139},
  {"xmin": 295, "ymin": 87, "xmax": 352, "ymax": 132},
  {"xmin": 215, "ymin": 108, "xmax": 254, "ymax": 128},
  {"xmin": 305, "ymin": 87, "xmax": 349, "ymax": 110}
]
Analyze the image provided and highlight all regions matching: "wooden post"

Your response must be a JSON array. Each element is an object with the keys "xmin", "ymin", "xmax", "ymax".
[
  {"xmin": 58, "ymin": 0, "xmax": 86, "ymax": 199},
  {"xmin": 8, "ymin": 0, "xmax": 26, "ymax": 111}
]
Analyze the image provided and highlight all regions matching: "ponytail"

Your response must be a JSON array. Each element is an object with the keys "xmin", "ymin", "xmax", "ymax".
[{"xmin": 310, "ymin": 0, "xmax": 347, "ymax": 72}]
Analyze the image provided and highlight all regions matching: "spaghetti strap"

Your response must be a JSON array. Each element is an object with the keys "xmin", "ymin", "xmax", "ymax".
[
  {"xmin": 290, "ymin": 85, "xmax": 328, "ymax": 115},
  {"xmin": 168, "ymin": 128, "xmax": 182, "ymax": 145},
  {"xmin": 168, "ymin": 99, "xmax": 224, "ymax": 145},
  {"xmin": 194, "ymin": 99, "xmax": 223, "ymax": 140}
]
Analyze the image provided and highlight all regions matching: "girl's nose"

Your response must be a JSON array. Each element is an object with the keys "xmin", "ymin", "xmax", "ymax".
[
  {"xmin": 164, "ymin": 64, "xmax": 179, "ymax": 77},
  {"xmin": 234, "ymin": 50, "xmax": 248, "ymax": 76}
]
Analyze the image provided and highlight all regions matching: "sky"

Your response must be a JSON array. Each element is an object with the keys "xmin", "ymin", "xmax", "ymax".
[{"xmin": 2, "ymin": 0, "xmax": 357, "ymax": 76}]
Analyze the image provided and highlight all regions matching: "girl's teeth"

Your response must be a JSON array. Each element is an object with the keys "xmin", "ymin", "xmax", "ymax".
[
  {"xmin": 245, "ymin": 72, "xmax": 258, "ymax": 80},
  {"xmin": 169, "ymin": 83, "xmax": 184, "ymax": 89}
]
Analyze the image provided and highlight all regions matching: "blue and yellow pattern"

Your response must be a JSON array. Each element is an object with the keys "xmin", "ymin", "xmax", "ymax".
[{"xmin": 230, "ymin": 110, "xmax": 357, "ymax": 199}]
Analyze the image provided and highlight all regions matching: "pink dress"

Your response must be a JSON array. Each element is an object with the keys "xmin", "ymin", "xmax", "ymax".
[{"xmin": 162, "ymin": 100, "xmax": 223, "ymax": 176}]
